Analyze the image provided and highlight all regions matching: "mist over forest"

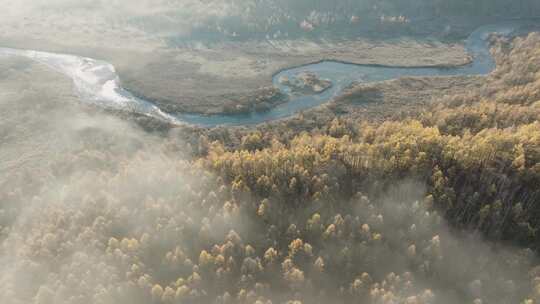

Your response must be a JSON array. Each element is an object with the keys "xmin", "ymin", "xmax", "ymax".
[{"xmin": 1, "ymin": 1, "xmax": 540, "ymax": 304}]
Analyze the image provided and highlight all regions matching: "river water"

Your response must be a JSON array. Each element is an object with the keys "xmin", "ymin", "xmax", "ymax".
[{"xmin": 0, "ymin": 20, "xmax": 534, "ymax": 127}]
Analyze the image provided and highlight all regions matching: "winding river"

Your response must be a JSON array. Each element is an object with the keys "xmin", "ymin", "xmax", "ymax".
[{"xmin": 0, "ymin": 20, "xmax": 535, "ymax": 127}]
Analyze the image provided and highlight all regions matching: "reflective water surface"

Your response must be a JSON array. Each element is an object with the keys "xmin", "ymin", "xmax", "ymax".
[{"xmin": 0, "ymin": 21, "xmax": 533, "ymax": 127}]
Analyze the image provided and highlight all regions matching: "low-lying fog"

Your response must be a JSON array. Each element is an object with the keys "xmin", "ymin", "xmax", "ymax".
[
  {"xmin": 2, "ymin": 1, "xmax": 540, "ymax": 304},
  {"xmin": 0, "ymin": 50, "xmax": 539, "ymax": 304}
]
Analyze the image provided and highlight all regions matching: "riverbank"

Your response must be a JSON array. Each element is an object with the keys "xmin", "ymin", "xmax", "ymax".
[
  {"xmin": 0, "ymin": 31, "xmax": 471, "ymax": 116},
  {"xmin": 2, "ymin": 18, "xmax": 537, "ymax": 129},
  {"xmin": 118, "ymin": 37, "xmax": 470, "ymax": 115}
]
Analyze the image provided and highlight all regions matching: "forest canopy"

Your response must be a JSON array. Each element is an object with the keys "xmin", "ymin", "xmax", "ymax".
[{"xmin": 1, "ymin": 8, "xmax": 540, "ymax": 304}]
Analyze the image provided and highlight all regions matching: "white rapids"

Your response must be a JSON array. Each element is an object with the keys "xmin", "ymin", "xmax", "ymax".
[
  {"xmin": 0, "ymin": 20, "xmax": 536, "ymax": 127},
  {"xmin": 0, "ymin": 47, "xmax": 181, "ymax": 124}
]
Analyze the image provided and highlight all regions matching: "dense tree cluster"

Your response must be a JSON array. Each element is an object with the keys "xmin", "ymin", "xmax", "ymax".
[
  {"xmin": 2, "ymin": 148, "xmax": 538, "ymax": 303},
  {"xmin": 268, "ymin": 0, "xmax": 540, "ymax": 24},
  {"xmin": 206, "ymin": 120, "xmax": 540, "ymax": 244},
  {"xmin": 205, "ymin": 32, "xmax": 540, "ymax": 248},
  {"xmin": 213, "ymin": 0, "xmax": 540, "ymax": 37}
]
